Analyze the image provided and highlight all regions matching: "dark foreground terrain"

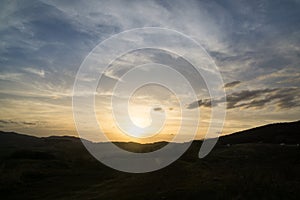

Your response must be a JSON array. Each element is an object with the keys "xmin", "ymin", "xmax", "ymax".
[{"xmin": 0, "ymin": 121, "xmax": 300, "ymax": 199}]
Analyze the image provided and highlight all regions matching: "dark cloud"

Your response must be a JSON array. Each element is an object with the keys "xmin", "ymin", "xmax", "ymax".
[
  {"xmin": 22, "ymin": 122, "xmax": 38, "ymax": 126},
  {"xmin": 153, "ymin": 107, "xmax": 163, "ymax": 111},
  {"xmin": 226, "ymin": 88, "xmax": 277, "ymax": 109},
  {"xmin": 224, "ymin": 81, "xmax": 241, "ymax": 88},
  {"xmin": 0, "ymin": 120, "xmax": 19, "ymax": 125},
  {"xmin": 186, "ymin": 99, "xmax": 212, "ymax": 109},
  {"xmin": 0, "ymin": 120, "xmax": 40, "ymax": 126},
  {"xmin": 187, "ymin": 87, "xmax": 300, "ymax": 110}
]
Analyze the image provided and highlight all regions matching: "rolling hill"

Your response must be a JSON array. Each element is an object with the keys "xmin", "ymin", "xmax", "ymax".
[
  {"xmin": 0, "ymin": 121, "xmax": 299, "ymax": 199},
  {"xmin": 219, "ymin": 120, "xmax": 300, "ymax": 145}
]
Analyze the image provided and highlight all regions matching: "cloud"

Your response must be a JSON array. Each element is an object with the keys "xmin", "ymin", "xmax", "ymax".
[
  {"xmin": 187, "ymin": 87, "xmax": 300, "ymax": 110},
  {"xmin": 0, "ymin": 120, "xmax": 40, "ymax": 126},
  {"xmin": 0, "ymin": 120, "xmax": 19, "ymax": 125},
  {"xmin": 0, "ymin": 72, "xmax": 22, "ymax": 81},
  {"xmin": 153, "ymin": 107, "xmax": 162, "ymax": 111},
  {"xmin": 224, "ymin": 81, "xmax": 241, "ymax": 88},
  {"xmin": 23, "ymin": 67, "xmax": 45, "ymax": 77},
  {"xmin": 186, "ymin": 99, "xmax": 212, "ymax": 109}
]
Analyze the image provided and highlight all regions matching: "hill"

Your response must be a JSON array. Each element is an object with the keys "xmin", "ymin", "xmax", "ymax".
[
  {"xmin": 0, "ymin": 121, "xmax": 300, "ymax": 199},
  {"xmin": 219, "ymin": 120, "xmax": 300, "ymax": 145}
]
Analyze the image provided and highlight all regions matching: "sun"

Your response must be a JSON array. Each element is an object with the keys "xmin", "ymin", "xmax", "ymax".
[{"xmin": 131, "ymin": 116, "xmax": 150, "ymax": 128}]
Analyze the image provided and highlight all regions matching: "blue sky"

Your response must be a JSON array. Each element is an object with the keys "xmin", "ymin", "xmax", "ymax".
[{"xmin": 0, "ymin": 0, "xmax": 299, "ymax": 140}]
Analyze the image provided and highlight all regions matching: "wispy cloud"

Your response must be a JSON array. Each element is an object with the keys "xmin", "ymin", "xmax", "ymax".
[
  {"xmin": 23, "ymin": 67, "xmax": 45, "ymax": 77},
  {"xmin": 0, "ymin": 72, "xmax": 22, "ymax": 81},
  {"xmin": 187, "ymin": 87, "xmax": 300, "ymax": 110},
  {"xmin": 224, "ymin": 81, "xmax": 241, "ymax": 88},
  {"xmin": 0, "ymin": 119, "xmax": 43, "ymax": 126}
]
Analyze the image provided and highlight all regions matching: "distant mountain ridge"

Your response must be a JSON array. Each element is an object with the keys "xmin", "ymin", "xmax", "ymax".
[{"xmin": 0, "ymin": 120, "xmax": 299, "ymax": 146}]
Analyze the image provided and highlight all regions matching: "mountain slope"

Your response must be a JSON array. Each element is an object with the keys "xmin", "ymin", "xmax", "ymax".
[{"xmin": 219, "ymin": 120, "xmax": 300, "ymax": 145}]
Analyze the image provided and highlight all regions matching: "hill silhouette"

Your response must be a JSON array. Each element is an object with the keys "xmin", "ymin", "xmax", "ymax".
[
  {"xmin": 0, "ymin": 121, "xmax": 300, "ymax": 199},
  {"xmin": 219, "ymin": 120, "xmax": 300, "ymax": 145}
]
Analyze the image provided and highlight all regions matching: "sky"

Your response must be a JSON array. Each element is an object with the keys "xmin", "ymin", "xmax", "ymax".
[{"xmin": 0, "ymin": 0, "xmax": 300, "ymax": 142}]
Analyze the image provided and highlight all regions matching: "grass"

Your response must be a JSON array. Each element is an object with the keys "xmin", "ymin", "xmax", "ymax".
[
  {"xmin": 1, "ymin": 121, "xmax": 300, "ymax": 199},
  {"xmin": 0, "ymin": 142, "xmax": 299, "ymax": 200}
]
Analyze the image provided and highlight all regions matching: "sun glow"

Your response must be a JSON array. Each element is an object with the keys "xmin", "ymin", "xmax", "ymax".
[
  {"xmin": 129, "ymin": 108, "xmax": 152, "ymax": 128},
  {"xmin": 127, "ymin": 125, "xmax": 146, "ymax": 138}
]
